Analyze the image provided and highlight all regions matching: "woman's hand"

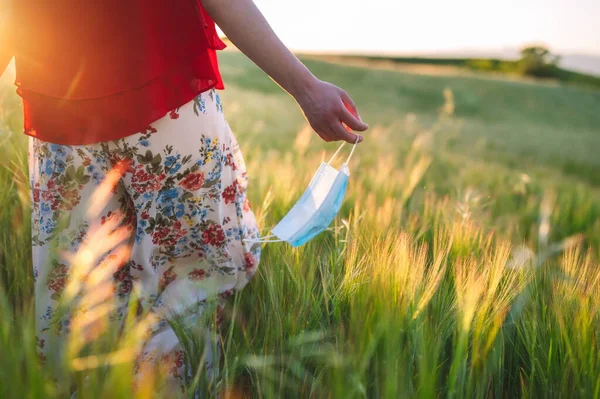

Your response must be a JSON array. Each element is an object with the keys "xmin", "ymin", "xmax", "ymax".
[{"xmin": 295, "ymin": 79, "xmax": 368, "ymax": 143}]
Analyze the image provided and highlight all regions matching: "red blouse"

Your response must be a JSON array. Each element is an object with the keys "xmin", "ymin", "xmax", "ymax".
[{"xmin": 7, "ymin": 1, "xmax": 226, "ymax": 145}]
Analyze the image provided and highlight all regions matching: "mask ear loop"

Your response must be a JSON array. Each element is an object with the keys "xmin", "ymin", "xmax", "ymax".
[
  {"xmin": 245, "ymin": 234, "xmax": 284, "ymax": 244},
  {"xmin": 327, "ymin": 142, "xmax": 345, "ymax": 165},
  {"xmin": 327, "ymin": 135, "xmax": 360, "ymax": 166},
  {"xmin": 345, "ymin": 135, "xmax": 359, "ymax": 165}
]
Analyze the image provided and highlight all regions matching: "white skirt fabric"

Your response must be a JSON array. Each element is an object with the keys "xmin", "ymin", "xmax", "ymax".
[{"xmin": 28, "ymin": 88, "xmax": 261, "ymax": 392}]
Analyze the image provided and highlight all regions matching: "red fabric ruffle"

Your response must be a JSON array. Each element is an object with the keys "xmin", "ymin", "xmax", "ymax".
[{"xmin": 19, "ymin": 49, "xmax": 224, "ymax": 145}]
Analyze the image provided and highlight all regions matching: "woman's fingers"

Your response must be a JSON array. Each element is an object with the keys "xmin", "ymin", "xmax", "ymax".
[
  {"xmin": 340, "ymin": 91, "xmax": 368, "ymax": 130},
  {"xmin": 339, "ymin": 104, "xmax": 369, "ymax": 132},
  {"xmin": 340, "ymin": 97, "xmax": 369, "ymax": 132},
  {"xmin": 316, "ymin": 114, "xmax": 363, "ymax": 143},
  {"xmin": 311, "ymin": 122, "xmax": 332, "ymax": 142},
  {"xmin": 339, "ymin": 90, "xmax": 357, "ymax": 114},
  {"xmin": 330, "ymin": 119, "xmax": 363, "ymax": 144}
]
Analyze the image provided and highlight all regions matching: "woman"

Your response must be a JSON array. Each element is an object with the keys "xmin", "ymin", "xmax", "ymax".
[{"xmin": 0, "ymin": 0, "xmax": 368, "ymax": 392}]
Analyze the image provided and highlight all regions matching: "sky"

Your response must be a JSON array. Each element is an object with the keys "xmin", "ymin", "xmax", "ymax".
[{"xmin": 252, "ymin": 0, "xmax": 600, "ymax": 56}]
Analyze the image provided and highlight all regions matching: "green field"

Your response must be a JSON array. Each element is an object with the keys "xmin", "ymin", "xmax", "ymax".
[
  {"xmin": 310, "ymin": 54, "xmax": 600, "ymax": 89},
  {"xmin": 1, "ymin": 52, "xmax": 600, "ymax": 397}
]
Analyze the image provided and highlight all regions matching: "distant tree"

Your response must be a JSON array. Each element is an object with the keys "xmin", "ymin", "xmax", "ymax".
[{"xmin": 518, "ymin": 46, "xmax": 561, "ymax": 78}]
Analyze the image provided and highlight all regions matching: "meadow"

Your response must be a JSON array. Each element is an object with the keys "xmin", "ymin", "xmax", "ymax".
[{"xmin": 1, "ymin": 52, "xmax": 600, "ymax": 397}]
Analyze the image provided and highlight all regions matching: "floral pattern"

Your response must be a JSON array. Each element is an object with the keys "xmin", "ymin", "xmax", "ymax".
[{"xmin": 28, "ymin": 88, "xmax": 261, "ymax": 391}]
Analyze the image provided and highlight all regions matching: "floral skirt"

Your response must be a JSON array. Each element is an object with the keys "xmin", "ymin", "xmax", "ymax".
[{"xmin": 28, "ymin": 88, "xmax": 261, "ymax": 393}]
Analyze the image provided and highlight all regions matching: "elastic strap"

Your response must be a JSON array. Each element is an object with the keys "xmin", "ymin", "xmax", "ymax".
[
  {"xmin": 327, "ymin": 135, "xmax": 360, "ymax": 166},
  {"xmin": 245, "ymin": 234, "xmax": 284, "ymax": 244},
  {"xmin": 346, "ymin": 135, "xmax": 359, "ymax": 164}
]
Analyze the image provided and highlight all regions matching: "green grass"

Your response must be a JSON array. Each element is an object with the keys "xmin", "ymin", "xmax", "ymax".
[{"xmin": 1, "ymin": 52, "xmax": 600, "ymax": 397}]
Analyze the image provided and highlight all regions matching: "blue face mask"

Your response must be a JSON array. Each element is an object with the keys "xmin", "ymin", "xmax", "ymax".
[{"xmin": 248, "ymin": 137, "xmax": 358, "ymax": 247}]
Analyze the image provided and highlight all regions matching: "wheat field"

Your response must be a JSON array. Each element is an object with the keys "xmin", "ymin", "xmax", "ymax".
[{"xmin": 1, "ymin": 53, "xmax": 600, "ymax": 398}]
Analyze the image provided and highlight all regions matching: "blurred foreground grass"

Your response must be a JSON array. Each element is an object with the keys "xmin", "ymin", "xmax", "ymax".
[{"xmin": 1, "ymin": 53, "xmax": 599, "ymax": 397}]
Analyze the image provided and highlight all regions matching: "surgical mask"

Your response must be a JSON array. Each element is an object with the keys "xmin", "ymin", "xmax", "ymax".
[{"xmin": 248, "ymin": 137, "xmax": 358, "ymax": 247}]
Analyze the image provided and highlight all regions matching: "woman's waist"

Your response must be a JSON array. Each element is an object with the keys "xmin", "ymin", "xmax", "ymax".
[{"xmin": 19, "ymin": 71, "xmax": 224, "ymax": 146}]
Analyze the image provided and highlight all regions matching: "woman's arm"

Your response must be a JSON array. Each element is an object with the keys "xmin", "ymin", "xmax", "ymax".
[{"xmin": 200, "ymin": 0, "xmax": 368, "ymax": 144}]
